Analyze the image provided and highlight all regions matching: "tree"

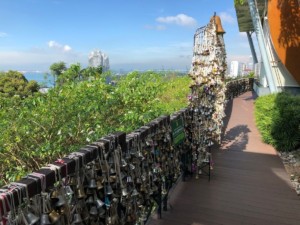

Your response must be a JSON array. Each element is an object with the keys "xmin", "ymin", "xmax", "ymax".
[
  {"xmin": 81, "ymin": 66, "xmax": 103, "ymax": 80},
  {"xmin": 57, "ymin": 63, "xmax": 82, "ymax": 85},
  {"xmin": 49, "ymin": 61, "xmax": 67, "ymax": 85},
  {"xmin": 0, "ymin": 71, "xmax": 39, "ymax": 97}
]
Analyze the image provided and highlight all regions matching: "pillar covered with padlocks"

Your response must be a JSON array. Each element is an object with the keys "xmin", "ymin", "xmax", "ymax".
[{"xmin": 188, "ymin": 14, "xmax": 227, "ymax": 178}]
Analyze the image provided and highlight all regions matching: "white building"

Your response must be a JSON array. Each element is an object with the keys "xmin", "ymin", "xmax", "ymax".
[
  {"xmin": 88, "ymin": 50, "xmax": 110, "ymax": 72},
  {"xmin": 229, "ymin": 61, "xmax": 241, "ymax": 77}
]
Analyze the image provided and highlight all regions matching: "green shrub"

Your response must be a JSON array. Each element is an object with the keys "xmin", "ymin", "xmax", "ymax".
[
  {"xmin": 255, "ymin": 92, "xmax": 300, "ymax": 152},
  {"xmin": 0, "ymin": 71, "xmax": 190, "ymax": 185}
]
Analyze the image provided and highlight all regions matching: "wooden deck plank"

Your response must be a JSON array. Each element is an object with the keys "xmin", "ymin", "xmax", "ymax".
[{"xmin": 148, "ymin": 92, "xmax": 300, "ymax": 225}]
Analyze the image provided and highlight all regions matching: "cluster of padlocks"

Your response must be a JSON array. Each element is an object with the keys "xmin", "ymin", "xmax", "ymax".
[
  {"xmin": 188, "ymin": 15, "xmax": 227, "ymax": 178},
  {"xmin": 225, "ymin": 78, "xmax": 254, "ymax": 100},
  {"xmin": 0, "ymin": 111, "xmax": 189, "ymax": 225}
]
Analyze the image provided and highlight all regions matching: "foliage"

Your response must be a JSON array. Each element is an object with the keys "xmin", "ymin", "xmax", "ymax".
[
  {"xmin": 50, "ymin": 61, "xmax": 67, "ymax": 77},
  {"xmin": 234, "ymin": 0, "xmax": 245, "ymax": 6},
  {"xmin": 255, "ymin": 92, "xmax": 300, "ymax": 152},
  {"xmin": 56, "ymin": 63, "xmax": 103, "ymax": 86},
  {"xmin": 50, "ymin": 61, "xmax": 67, "ymax": 86},
  {"xmin": 0, "ymin": 70, "xmax": 39, "ymax": 97},
  {"xmin": 0, "ymin": 71, "xmax": 190, "ymax": 185}
]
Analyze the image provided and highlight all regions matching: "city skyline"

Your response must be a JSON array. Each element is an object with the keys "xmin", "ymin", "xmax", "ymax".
[{"xmin": 0, "ymin": 0, "xmax": 255, "ymax": 72}]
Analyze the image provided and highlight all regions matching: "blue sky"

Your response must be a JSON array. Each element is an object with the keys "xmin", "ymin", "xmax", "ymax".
[{"xmin": 0, "ymin": 0, "xmax": 253, "ymax": 72}]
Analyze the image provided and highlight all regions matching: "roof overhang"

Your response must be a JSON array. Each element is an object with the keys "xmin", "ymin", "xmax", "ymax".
[{"xmin": 235, "ymin": 0, "xmax": 266, "ymax": 32}]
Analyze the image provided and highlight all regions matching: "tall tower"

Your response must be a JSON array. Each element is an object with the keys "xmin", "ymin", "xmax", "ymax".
[{"xmin": 188, "ymin": 14, "xmax": 227, "ymax": 178}]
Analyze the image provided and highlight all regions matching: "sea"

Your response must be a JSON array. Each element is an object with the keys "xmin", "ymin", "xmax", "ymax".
[{"xmin": 24, "ymin": 72, "xmax": 55, "ymax": 88}]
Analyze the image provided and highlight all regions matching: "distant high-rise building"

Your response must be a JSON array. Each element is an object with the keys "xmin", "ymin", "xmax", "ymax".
[
  {"xmin": 229, "ymin": 61, "xmax": 241, "ymax": 77},
  {"xmin": 88, "ymin": 50, "xmax": 110, "ymax": 72}
]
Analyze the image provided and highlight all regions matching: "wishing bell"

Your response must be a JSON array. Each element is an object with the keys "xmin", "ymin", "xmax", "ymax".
[
  {"xmin": 96, "ymin": 179, "xmax": 104, "ymax": 190},
  {"xmin": 73, "ymin": 213, "xmax": 83, "ymax": 224},
  {"xmin": 55, "ymin": 195, "xmax": 66, "ymax": 207},
  {"xmin": 49, "ymin": 210, "xmax": 60, "ymax": 224},
  {"xmin": 24, "ymin": 211, "xmax": 40, "ymax": 225},
  {"xmin": 131, "ymin": 188, "xmax": 139, "ymax": 197},
  {"xmin": 76, "ymin": 186, "xmax": 86, "ymax": 199},
  {"xmin": 89, "ymin": 206, "xmax": 98, "ymax": 216},
  {"xmin": 105, "ymin": 184, "xmax": 114, "ymax": 195},
  {"xmin": 40, "ymin": 214, "xmax": 52, "ymax": 225},
  {"xmin": 214, "ymin": 15, "xmax": 226, "ymax": 34},
  {"xmin": 51, "ymin": 190, "xmax": 59, "ymax": 200},
  {"xmin": 88, "ymin": 179, "xmax": 97, "ymax": 189},
  {"xmin": 68, "ymin": 176, "xmax": 77, "ymax": 186},
  {"xmin": 86, "ymin": 196, "xmax": 94, "ymax": 204},
  {"xmin": 95, "ymin": 197, "xmax": 105, "ymax": 208}
]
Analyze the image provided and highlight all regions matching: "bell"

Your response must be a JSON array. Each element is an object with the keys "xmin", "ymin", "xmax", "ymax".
[
  {"xmin": 96, "ymin": 180, "xmax": 103, "ymax": 190},
  {"xmin": 213, "ymin": 15, "xmax": 225, "ymax": 34},
  {"xmin": 88, "ymin": 179, "xmax": 97, "ymax": 189},
  {"xmin": 76, "ymin": 186, "xmax": 86, "ymax": 199},
  {"xmin": 105, "ymin": 184, "xmax": 113, "ymax": 195},
  {"xmin": 108, "ymin": 176, "xmax": 116, "ymax": 183},
  {"xmin": 89, "ymin": 206, "xmax": 98, "ymax": 216},
  {"xmin": 86, "ymin": 187, "xmax": 94, "ymax": 195},
  {"xmin": 49, "ymin": 210, "xmax": 60, "ymax": 224},
  {"xmin": 51, "ymin": 190, "xmax": 59, "ymax": 200},
  {"xmin": 131, "ymin": 188, "xmax": 139, "ymax": 197},
  {"xmin": 73, "ymin": 213, "xmax": 83, "ymax": 224},
  {"xmin": 122, "ymin": 187, "xmax": 128, "ymax": 197},
  {"xmin": 24, "ymin": 211, "xmax": 40, "ymax": 225},
  {"xmin": 105, "ymin": 196, "xmax": 111, "ymax": 207},
  {"xmin": 86, "ymin": 196, "xmax": 94, "ymax": 204},
  {"xmin": 40, "ymin": 214, "xmax": 52, "ymax": 225},
  {"xmin": 95, "ymin": 197, "xmax": 105, "ymax": 208},
  {"xmin": 55, "ymin": 195, "xmax": 66, "ymax": 207},
  {"xmin": 68, "ymin": 176, "xmax": 77, "ymax": 186}
]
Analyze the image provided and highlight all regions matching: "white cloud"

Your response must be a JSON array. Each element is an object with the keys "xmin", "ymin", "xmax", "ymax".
[
  {"xmin": 48, "ymin": 40, "xmax": 72, "ymax": 52},
  {"xmin": 0, "ymin": 32, "xmax": 8, "ymax": 37},
  {"xmin": 0, "ymin": 49, "xmax": 86, "ymax": 71},
  {"xmin": 63, "ymin": 45, "xmax": 72, "ymax": 52},
  {"xmin": 156, "ymin": 14, "xmax": 197, "ymax": 27},
  {"xmin": 144, "ymin": 25, "xmax": 166, "ymax": 31},
  {"xmin": 219, "ymin": 12, "xmax": 236, "ymax": 24}
]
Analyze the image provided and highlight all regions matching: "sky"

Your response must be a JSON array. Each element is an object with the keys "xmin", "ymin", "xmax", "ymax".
[{"xmin": 0, "ymin": 0, "xmax": 254, "ymax": 72}]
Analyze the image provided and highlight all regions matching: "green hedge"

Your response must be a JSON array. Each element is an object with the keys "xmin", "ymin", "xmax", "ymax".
[
  {"xmin": 255, "ymin": 92, "xmax": 300, "ymax": 152},
  {"xmin": 0, "ymin": 71, "xmax": 190, "ymax": 185}
]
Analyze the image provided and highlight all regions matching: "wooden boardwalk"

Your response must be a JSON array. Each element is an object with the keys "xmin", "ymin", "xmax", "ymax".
[{"xmin": 148, "ymin": 91, "xmax": 300, "ymax": 225}]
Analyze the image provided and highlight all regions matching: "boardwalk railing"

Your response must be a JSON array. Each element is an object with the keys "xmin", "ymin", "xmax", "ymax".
[{"xmin": 0, "ymin": 78, "xmax": 253, "ymax": 225}]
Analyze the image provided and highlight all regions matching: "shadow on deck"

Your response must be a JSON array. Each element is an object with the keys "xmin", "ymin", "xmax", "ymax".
[{"xmin": 148, "ymin": 91, "xmax": 300, "ymax": 225}]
